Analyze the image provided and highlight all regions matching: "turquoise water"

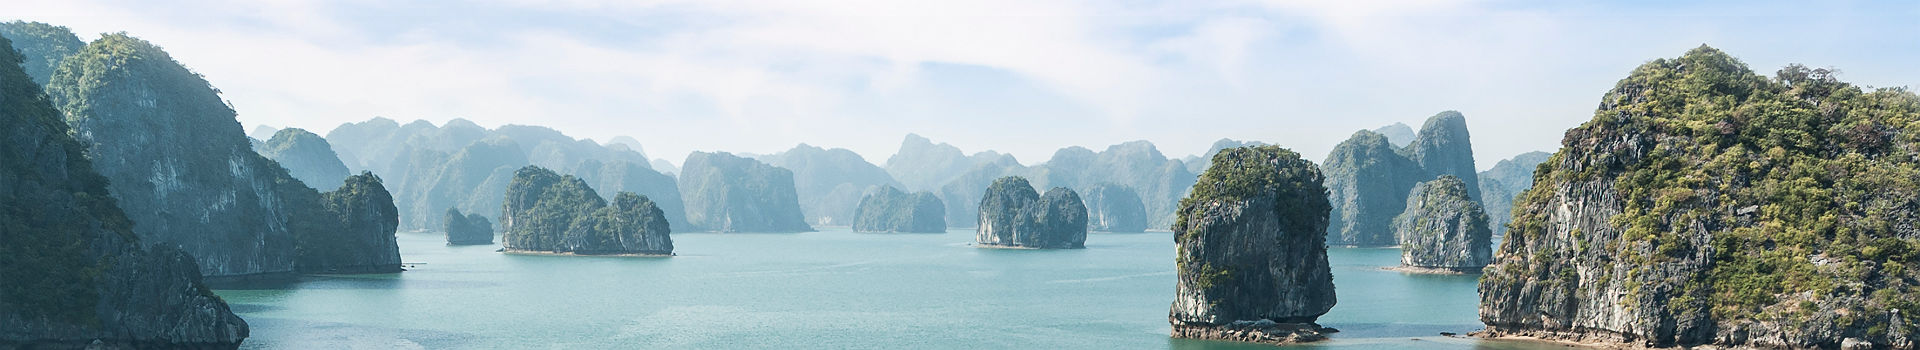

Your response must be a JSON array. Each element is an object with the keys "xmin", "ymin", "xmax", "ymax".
[{"xmin": 213, "ymin": 229, "xmax": 1559, "ymax": 349}]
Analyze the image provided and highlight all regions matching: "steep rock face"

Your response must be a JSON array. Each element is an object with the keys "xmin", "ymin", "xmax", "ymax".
[
  {"xmin": 1170, "ymin": 146, "xmax": 1336, "ymax": 345},
  {"xmin": 1399, "ymin": 111, "xmax": 1480, "ymax": 200},
  {"xmin": 444, "ymin": 208, "xmax": 495, "ymax": 245},
  {"xmin": 1476, "ymin": 151, "xmax": 1550, "ymax": 236},
  {"xmin": 1185, "ymin": 138, "xmax": 1268, "ymax": 174},
  {"xmin": 1083, "ymin": 183, "xmax": 1148, "ymax": 233},
  {"xmin": 884, "ymin": 133, "xmax": 988, "ymax": 193},
  {"xmin": 1392, "ymin": 175, "xmax": 1491, "ymax": 272},
  {"xmin": 678, "ymin": 152, "xmax": 812, "ymax": 232},
  {"xmin": 1321, "ymin": 130, "xmax": 1429, "ymax": 246},
  {"xmin": 1032, "ymin": 141, "xmax": 1196, "ymax": 230},
  {"xmin": 0, "ymin": 34, "xmax": 247, "ymax": 347},
  {"xmin": 0, "ymin": 21, "xmax": 82, "ymax": 86},
  {"xmin": 850, "ymin": 185, "xmax": 945, "ymax": 233},
  {"xmin": 48, "ymin": 33, "xmax": 317, "ymax": 277},
  {"xmin": 501, "ymin": 166, "xmax": 673, "ymax": 255},
  {"xmin": 975, "ymin": 177, "xmax": 1087, "ymax": 249},
  {"xmin": 1480, "ymin": 47, "xmax": 1920, "ymax": 349},
  {"xmin": 256, "ymin": 128, "xmax": 350, "ymax": 191},
  {"xmin": 758, "ymin": 144, "xmax": 903, "ymax": 226},
  {"xmin": 937, "ymin": 154, "xmax": 1029, "ymax": 228},
  {"xmin": 297, "ymin": 172, "xmax": 402, "ymax": 273},
  {"xmin": 392, "ymin": 137, "xmax": 526, "ymax": 231},
  {"xmin": 572, "ymin": 159, "xmax": 688, "ymax": 230},
  {"xmin": 1372, "ymin": 122, "xmax": 1416, "ymax": 148},
  {"xmin": 328, "ymin": 120, "xmax": 686, "ymax": 231}
]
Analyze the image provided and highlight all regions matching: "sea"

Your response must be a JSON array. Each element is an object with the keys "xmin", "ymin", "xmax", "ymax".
[{"xmin": 213, "ymin": 228, "xmax": 1566, "ymax": 349}]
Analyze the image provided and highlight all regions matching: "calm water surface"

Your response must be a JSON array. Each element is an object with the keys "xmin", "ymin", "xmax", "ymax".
[{"xmin": 214, "ymin": 229, "xmax": 1559, "ymax": 349}]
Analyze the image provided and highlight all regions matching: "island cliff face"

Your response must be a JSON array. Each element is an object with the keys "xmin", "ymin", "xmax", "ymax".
[
  {"xmin": 1032, "ymin": 141, "xmax": 1196, "ymax": 230},
  {"xmin": 1323, "ymin": 113, "xmax": 1482, "ymax": 247},
  {"xmin": 48, "ymin": 33, "xmax": 323, "ymax": 277},
  {"xmin": 975, "ymin": 177, "xmax": 1088, "ymax": 249},
  {"xmin": 445, "ymin": 208, "xmax": 495, "ymax": 245},
  {"xmin": 850, "ymin": 185, "xmax": 945, "ymax": 233},
  {"xmin": 1479, "ymin": 47, "xmax": 1920, "ymax": 349},
  {"xmin": 678, "ymin": 151, "xmax": 813, "ymax": 232},
  {"xmin": 323, "ymin": 119, "xmax": 686, "ymax": 232},
  {"xmin": 257, "ymin": 128, "xmax": 350, "ymax": 191},
  {"xmin": 758, "ymin": 144, "xmax": 904, "ymax": 226},
  {"xmin": 1083, "ymin": 183, "xmax": 1148, "ymax": 233},
  {"xmin": 937, "ymin": 154, "xmax": 1028, "ymax": 228},
  {"xmin": 1170, "ymin": 146, "xmax": 1336, "ymax": 345},
  {"xmin": 501, "ymin": 166, "xmax": 673, "ymax": 255},
  {"xmin": 296, "ymin": 172, "xmax": 402, "ymax": 273},
  {"xmin": 1392, "ymin": 175, "xmax": 1490, "ymax": 273},
  {"xmin": 1398, "ymin": 111, "xmax": 1480, "ymax": 200},
  {"xmin": 0, "ymin": 34, "xmax": 247, "ymax": 347},
  {"xmin": 1321, "ymin": 130, "xmax": 1427, "ymax": 246},
  {"xmin": 1476, "ymin": 151, "xmax": 1550, "ymax": 236},
  {"xmin": 884, "ymin": 133, "xmax": 978, "ymax": 192}
]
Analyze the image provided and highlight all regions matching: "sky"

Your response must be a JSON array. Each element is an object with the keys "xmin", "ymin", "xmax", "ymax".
[{"xmin": 5, "ymin": 0, "xmax": 1919, "ymax": 170}]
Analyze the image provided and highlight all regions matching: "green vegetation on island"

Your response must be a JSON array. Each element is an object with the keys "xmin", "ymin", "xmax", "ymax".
[{"xmin": 1481, "ymin": 46, "xmax": 1920, "ymax": 348}]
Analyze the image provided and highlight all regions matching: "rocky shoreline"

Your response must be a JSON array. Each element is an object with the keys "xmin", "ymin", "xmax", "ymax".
[
  {"xmin": 1470, "ymin": 327, "xmax": 1654, "ymax": 349},
  {"xmin": 500, "ymin": 249, "xmax": 673, "ymax": 258},
  {"xmin": 1171, "ymin": 321, "xmax": 1337, "ymax": 346},
  {"xmin": 1381, "ymin": 265, "xmax": 1479, "ymax": 275}
]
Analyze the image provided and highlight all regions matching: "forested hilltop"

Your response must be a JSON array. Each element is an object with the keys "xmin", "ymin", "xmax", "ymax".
[
  {"xmin": 0, "ymin": 32, "xmax": 247, "ymax": 348},
  {"xmin": 1481, "ymin": 46, "xmax": 1920, "ymax": 349}
]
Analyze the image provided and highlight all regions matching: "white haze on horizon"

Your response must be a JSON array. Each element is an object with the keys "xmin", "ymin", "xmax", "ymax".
[{"xmin": 5, "ymin": 0, "xmax": 1918, "ymax": 170}]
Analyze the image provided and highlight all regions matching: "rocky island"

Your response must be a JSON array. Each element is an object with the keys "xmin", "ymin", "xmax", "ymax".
[
  {"xmin": 975, "ymin": 176, "xmax": 1088, "ymax": 249},
  {"xmin": 445, "ymin": 208, "xmax": 495, "ymax": 245},
  {"xmin": 501, "ymin": 166, "xmax": 673, "ymax": 256},
  {"xmin": 1391, "ymin": 175, "xmax": 1490, "ymax": 273},
  {"xmin": 759, "ymin": 143, "xmax": 903, "ymax": 227},
  {"xmin": 256, "ymin": 128, "xmax": 351, "ymax": 191},
  {"xmin": 0, "ymin": 33, "xmax": 248, "ymax": 347},
  {"xmin": 1476, "ymin": 151, "xmax": 1550, "ymax": 236},
  {"xmin": 1322, "ymin": 112, "xmax": 1483, "ymax": 247},
  {"xmin": 293, "ymin": 172, "xmax": 403, "ymax": 273},
  {"xmin": 48, "ymin": 33, "xmax": 361, "ymax": 277},
  {"xmin": 1479, "ymin": 46, "xmax": 1920, "ymax": 349},
  {"xmin": 1170, "ymin": 145, "xmax": 1336, "ymax": 345},
  {"xmin": 678, "ymin": 151, "xmax": 813, "ymax": 232},
  {"xmin": 1399, "ymin": 111, "xmax": 1481, "ymax": 200},
  {"xmin": 1321, "ymin": 130, "xmax": 1427, "ymax": 246},
  {"xmin": 850, "ymin": 185, "xmax": 946, "ymax": 233},
  {"xmin": 1083, "ymin": 183, "xmax": 1148, "ymax": 233}
]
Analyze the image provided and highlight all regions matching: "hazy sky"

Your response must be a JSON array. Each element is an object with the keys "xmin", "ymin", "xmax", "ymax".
[{"xmin": 6, "ymin": 0, "xmax": 1919, "ymax": 169}]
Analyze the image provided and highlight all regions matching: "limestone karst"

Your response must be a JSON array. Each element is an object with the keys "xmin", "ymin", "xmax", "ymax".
[
  {"xmin": 1321, "ymin": 130, "xmax": 1429, "ymax": 246},
  {"xmin": 758, "ymin": 144, "xmax": 904, "ymax": 227},
  {"xmin": 1476, "ymin": 151, "xmax": 1550, "ymax": 236},
  {"xmin": 679, "ymin": 151, "xmax": 813, "ymax": 232},
  {"xmin": 256, "ymin": 128, "xmax": 351, "ymax": 191},
  {"xmin": 445, "ymin": 208, "xmax": 495, "ymax": 245},
  {"xmin": 1169, "ymin": 145, "xmax": 1336, "ymax": 345},
  {"xmin": 1083, "ymin": 183, "xmax": 1148, "ymax": 233},
  {"xmin": 1391, "ymin": 175, "xmax": 1491, "ymax": 273},
  {"xmin": 0, "ymin": 32, "xmax": 248, "ymax": 347},
  {"xmin": 1480, "ymin": 46, "xmax": 1920, "ymax": 349},
  {"xmin": 975, "ymin": 176, "xmax": 1088, "ymax": 249},
  {"xmin": 501, "ymin": 166, "xmax": 673, "ymax": 255},
  {"xmin": 850, "ymin": 185, "xmax": 946, "ymax": 233}
]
